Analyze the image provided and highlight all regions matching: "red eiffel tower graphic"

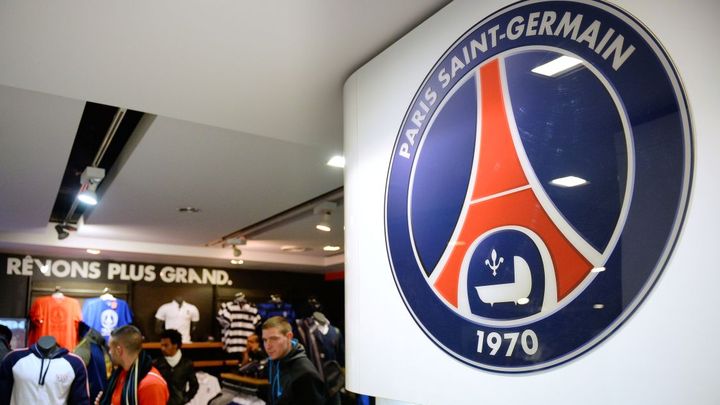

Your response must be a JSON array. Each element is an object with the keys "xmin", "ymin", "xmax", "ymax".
[{"xmin": 431, "ymin": 59, "xmax": 593, "ymax": 308}]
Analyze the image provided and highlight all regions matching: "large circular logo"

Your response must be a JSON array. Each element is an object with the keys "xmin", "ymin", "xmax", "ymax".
[{"xmin": 385, "ymin": 0, "xmax": 692, "ymax": 373}]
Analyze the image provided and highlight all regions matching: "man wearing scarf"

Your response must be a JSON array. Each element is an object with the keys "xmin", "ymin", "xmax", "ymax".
[
  {"xmin": 154, "ymin": 329, "xmax": 198, "ymax": 405},
  {"xmin": 97, "ymin": 325, "xmax": 169, "ymax": 405}
]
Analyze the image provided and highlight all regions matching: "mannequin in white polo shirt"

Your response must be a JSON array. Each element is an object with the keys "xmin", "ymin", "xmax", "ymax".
[{"xmin": 154, "ymin": 297, "xmax": 200, "ymax": 343}]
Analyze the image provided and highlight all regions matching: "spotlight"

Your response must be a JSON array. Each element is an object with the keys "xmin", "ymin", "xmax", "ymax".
[
  {"xmin": 77, "ymin": 189, "xmax": 98, "ymax": 205},
  {"xmin": 224, "ymin": 237, "xmax": 246, "ymax": 257},
  {"xmin": 226, "ymin": 237, "xmax": 247, "ymax": 246},
  {"xmin": 313, "ymin": 201, "xmax": 337, "ymax": 232},
  {"xmin": 54, "ymin": 223, "xmax": 76, "ymax": 240},
  {"xmin": 55, "ymin": 224, "xmax": 70, "ymax": 240},
  {"xmin": 77, "ymin": 166, "xmax": 105, "ymax": 205},
  {"xmin": 316, "ymin": 213, "xmax": 332, "ymax": 232}
]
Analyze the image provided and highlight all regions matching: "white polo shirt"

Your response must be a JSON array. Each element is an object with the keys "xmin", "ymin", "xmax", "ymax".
[{"xmin": 155, "ymin": 301, "xmax": 200, "ymax": 343}]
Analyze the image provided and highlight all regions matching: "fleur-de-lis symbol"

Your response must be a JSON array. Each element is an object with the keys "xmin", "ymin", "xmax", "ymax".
[{"xmin": 484, "ymin": 249, "xmax": 504, "ymax": 276}]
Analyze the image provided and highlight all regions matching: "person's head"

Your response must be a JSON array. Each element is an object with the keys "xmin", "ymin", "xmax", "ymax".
[
  {"xmin": 247, "ymin": 333, "xmax": 260, "ymax": 352},
  {"xmin": 262, "ymin": 316, "xmax": 293, "ymax": 360},
  {"xmin": 159, "ymin": 329, "xmax": 182, "ymax": 357},
  {"xmin": 108, "ymin": 325, "xmax": 143, "ymax": 370},
  {"xmin": 0, "ymin": 324, "xmax": 11, "ymax": 343}
]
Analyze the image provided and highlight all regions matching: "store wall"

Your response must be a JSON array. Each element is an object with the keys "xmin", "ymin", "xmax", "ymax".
[
  {"xmin": 0, "ymin": 253, "xmax": 343, "ymax": 343},
  {"xmin": 344, "ymin": 1, "xmax": 719, "ymax": 404}
]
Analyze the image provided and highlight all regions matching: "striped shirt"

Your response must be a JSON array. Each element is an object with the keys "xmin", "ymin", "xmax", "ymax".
[{"xmin": 217, "ymin": 301, "xmax": 261, "ymax": 353}]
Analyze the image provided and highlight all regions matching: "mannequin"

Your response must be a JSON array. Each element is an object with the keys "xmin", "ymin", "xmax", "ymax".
[
  {"xmin": 0, "ymin": 334, "xmax": 91, "ymax": 404},
  {"xmin": 312, "ymin": 312, "xmax": 330, "ymax": 334},
  {"xmin": 37, "ymin": 335, "xmax": 61, "ymax": 357},
  {"xmin": 217, "ymin": 292, "xmax": 261, "ymax": 354},
  {"xmin": 99, "ymin": 287, "xmax": 114, "ymax": 301},
  {"xmin": 155, "ymin": 296, "xmax": 200, "ymax": 343},
  {"xmin": 73, "ymin": 322, "xmax": 110, "ymax": 400},
  {"xmin": 28, "ymin": 290, "xmax": 82, "ymax": 349},
  {"xmin": 155, "ymin": 297, "xmax": 198, "ymax": 335},
  {"xmin": 82, "ymin": 288, "xmax": 133, "ymax": 343},
  {"xmin": 307, "ymin": 296, "xmax": 323, "ymax": 312},
  {"xmin": 51, "ymin": 286, "xmax": 64, "ymax": 299},
  {"xmin": 257, "ymin": 294, "xmax": 296, "ymax": 325}
]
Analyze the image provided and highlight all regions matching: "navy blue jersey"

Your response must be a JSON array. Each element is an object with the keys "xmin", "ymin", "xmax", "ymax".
[{"xmin": 257, "ymin": 301, "xmax": 296, "ymax": 324}]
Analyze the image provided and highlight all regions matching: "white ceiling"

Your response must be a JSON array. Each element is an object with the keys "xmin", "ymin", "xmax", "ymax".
[{"xmin": 0, "ymin": 1, "xmax": 450, "ymax": 272}]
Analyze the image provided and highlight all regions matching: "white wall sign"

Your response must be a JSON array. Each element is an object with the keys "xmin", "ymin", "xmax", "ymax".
[{"xmin": 345, "ymin": 0, "xmax": 719, "ymax": 403}]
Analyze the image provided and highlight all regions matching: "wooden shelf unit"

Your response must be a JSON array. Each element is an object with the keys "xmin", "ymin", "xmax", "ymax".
[
  {"xmin": 220, "ymin": 373, "xmax": 269, "ymax": 386},
  {"xmin": 142, "ymin": 341, "xmax": 237, "ymax": 369},
  {"xmin": 142, "ymin": 341, "xmax": 224, "ymax": 349}
]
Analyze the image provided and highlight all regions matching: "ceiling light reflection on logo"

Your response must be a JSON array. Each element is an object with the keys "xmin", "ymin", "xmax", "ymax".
[{"xmin": 531, "ymin": 55, "xmax": 583, "ymax": 77}]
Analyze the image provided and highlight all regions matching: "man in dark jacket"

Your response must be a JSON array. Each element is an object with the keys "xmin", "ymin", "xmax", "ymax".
[
  {"xmin": 263, "ymin": 316, "xmax": 326, "ymax": 405},
  {"xmin": 0, "ymin": 325, "xmax": 11, "ymax": 361},
  {"xmin": 154, "ymin": 329, "xmax": 198, "ymax": 405}
]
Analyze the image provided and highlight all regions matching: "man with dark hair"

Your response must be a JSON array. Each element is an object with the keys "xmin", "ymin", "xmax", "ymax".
[
  {"xmin": 262, "ymin": 316, "xmax": 325, "ymax": 405},
  {"xmin": 99, "ymin": 325, "xmax": 169, "ymax": 405},
  {"xmin": 0, "ymin": 325, "xmax": 12, "ymax": 361},
  {"xmin": 241, "ymin": 334, "xmax": 266, "ymax": 366},
  {"xmin": 154, "ymin": 329, "xmax": 198, "ymax": 405}
]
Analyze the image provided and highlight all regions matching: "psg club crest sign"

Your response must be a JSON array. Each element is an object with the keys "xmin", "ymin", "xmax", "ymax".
[{"xmin": 384, "ymin": 0, "xmax": 693, "ymax": 372}]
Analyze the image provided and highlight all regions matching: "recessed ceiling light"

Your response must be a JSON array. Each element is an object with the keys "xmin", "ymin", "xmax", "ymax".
[
  {"xmin": 550, "ymin": 176, "xmax": 588, "ymax": 188},
  {"xmin": 323, "ymin": 245, "xmax": 341, "ymax": 252},
  {"xmin": 327, "ymin": 156, "xmax": 345, "ymax": 168},
  {"xmin": 86, "ymin": 249, "xmax": 101, "ymax": 255},
  {"xmin": 281, "ymin": 246, "xmax": 311, "ymax": 253},
  {"xmin": 591, "ymin": 266, "xmax": 606, "ymax": 273},
  {"xmin": 178, "ymin": 206, "xmax": 201, "ymax": 213},
  {"xmin": 531, "ymin": 55, "xmax": 583, "ymax": 77},
  {"xmin": 230, "ymin": 259, "xmax": 244, "ymax": 265},
  {"xmin": 593, "ymin": 304, "xmax": 605, "ymax": 310}
]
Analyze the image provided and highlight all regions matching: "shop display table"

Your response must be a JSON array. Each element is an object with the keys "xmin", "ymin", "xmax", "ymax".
[{"xmin": 220, "ymin": 373, "xmax": 269, "ymax": 386}]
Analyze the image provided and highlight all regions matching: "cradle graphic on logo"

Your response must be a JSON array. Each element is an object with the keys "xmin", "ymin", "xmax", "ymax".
[{"xmin": 385, "ymin": 0, "xmax": 693, "ymax": 372}]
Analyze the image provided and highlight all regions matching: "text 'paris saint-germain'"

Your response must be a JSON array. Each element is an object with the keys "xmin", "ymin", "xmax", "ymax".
[{"xmin": 397, "ymin": 9, "xmax": 636, "ymax": 160}]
